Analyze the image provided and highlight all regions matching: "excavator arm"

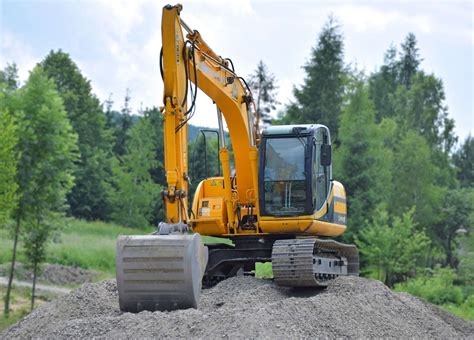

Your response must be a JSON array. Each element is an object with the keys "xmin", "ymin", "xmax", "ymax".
[
  {"xmin": 161, "ymin": 4, "xmax": 259, "ymax": 228},
  {"xmin": 116, "ymin": 4, "xmax": 260, "ymax": 312}
]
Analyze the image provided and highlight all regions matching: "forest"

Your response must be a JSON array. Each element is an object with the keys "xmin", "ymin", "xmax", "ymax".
[{"xmin": 0, "ymin": 17, "xmax": 473, "ymax": 320}]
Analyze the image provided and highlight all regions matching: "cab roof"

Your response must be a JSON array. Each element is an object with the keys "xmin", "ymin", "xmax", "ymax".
[{"xmin": 262, "ymin": 124, "xmax": 327, "ymax": 136}]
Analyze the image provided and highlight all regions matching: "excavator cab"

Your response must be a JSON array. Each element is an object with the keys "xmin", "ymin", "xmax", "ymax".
[{"xmin": 259, "ymin": 125, "xmax": 332, "ymax": 218}]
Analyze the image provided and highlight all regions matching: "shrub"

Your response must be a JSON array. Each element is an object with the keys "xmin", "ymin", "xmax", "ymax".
[{"xmin": 395, "ymin": 267, "xmax": 464, "ymax": 305}]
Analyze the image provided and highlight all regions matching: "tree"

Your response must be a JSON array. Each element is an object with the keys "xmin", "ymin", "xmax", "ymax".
[
  {"xmin": 278, "ymin": 16, "xmax": 346, "ymax": 142},
  {"xmin": 110, "ymin": 114, "xmax": 161, "ymax": 228},
  {"xmin": 453, "ymin": 135, "xmax": 473, "ymax": 188},
  {"xmin": 40, "ymin": 50, "xmax": 113, "ymax": 220},
  {"xmin": 0, "ymin": 63, "xmax": 20, "ymax": 90},
  {"xmin": 4, "ymin": 66, "xmax": 77, "ymax": 315},
  {"xmin": 398, "ymin": 33, "xmax": 422, "ymax": 88},
  {"xmin": 0, "ymin": 110, "xmax": 18, "ymax": 225},
  {"xmin": 113, "ymin": 89, "xmax": 134, "ymax": 156},
  {"xmin": 390, "ymin": 131, "xmax": 443, "ymax": 229},
  {"xmin": 368, "ymin": 45, "xmax": 398, "ymax": 122},
  {"xmin": 356, "ymin": 208, "xmax": 431, "ymax": 286},
  {"xmin": 393, "ymin": 72, "xmax": 456, "ymax": 152},
  {"xmin": 432, "ymin": 188, "xmax": 474, "ymax": 268},
  {"xmin": 248, "ymin": 61, "xmax": 279, "ymax": 126},
  {"xmin": 22, "ymin": 218, "xmax": 56, "ymax": 310},
  {"xmin": 335, "ymin": 81, "xmax": 391, "ymax": 240}
]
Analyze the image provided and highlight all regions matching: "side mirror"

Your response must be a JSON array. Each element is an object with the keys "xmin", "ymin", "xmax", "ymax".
[{"xmin": 321, "ymin": 144, "xmax": 332, "ymax": 166}]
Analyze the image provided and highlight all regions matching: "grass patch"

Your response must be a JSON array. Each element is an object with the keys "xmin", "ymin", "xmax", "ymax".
[
  {"xmin": 1, "ymin": 218, "xmax": 153, "ymax": 276},
  {"xmin": 0, "ymin": 285, "xmax": 51, "ymax": 332},
  {"xmin": 441, "ymin": 304, "xmax": 474, "ymax": 320},
  {"xmin": 255, "ymin": 262, "xmax": 273, "ymax": 278}
]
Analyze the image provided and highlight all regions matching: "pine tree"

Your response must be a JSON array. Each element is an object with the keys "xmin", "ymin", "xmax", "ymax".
[
  {"xmin": 40, "ymin": 50, "xmax": 113, "ymax": 220},
  {"xmin": 279, "ymin": 16, "xmax": 346, "ymax": 142},
  {"xmin": 335, "ymin": 81, "xmax": 391, "ymax": 240},
  {"xmin": 248, "ymin": 61, "xmax": 279, "ymax": 126},
  {"xmin": 110, "ymin": 115, "xmax": 161, "ymax": 228},
  {"xmin": 4, "ymin": 66, "xmax": 78, "ymax": 315},
  {"xmin": 452, "ymin": 135, "xmax": 473, "ymax": 188},
  {"xmin": 113, "ymin": 89, "xmax": 134, "ymax": 156},
  {"xmin": 368, "ymin": 45, "xmax": 398, "ymax": 122},
  {"xmin": 0, "ymin": 63, "xmax": 20, "ymax": 90},
  {"xmin": 398, "ymin": 33, "xmax": 422, "ymax": 88}
]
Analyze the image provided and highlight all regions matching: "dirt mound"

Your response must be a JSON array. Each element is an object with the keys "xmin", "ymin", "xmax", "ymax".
[
  {"xmin": 2, "ymin": 276, "xmax": 473, "ymax": 338},
  {"xmin": 0, "ymin": 263, "xmax": 97, "ymax": 286}
]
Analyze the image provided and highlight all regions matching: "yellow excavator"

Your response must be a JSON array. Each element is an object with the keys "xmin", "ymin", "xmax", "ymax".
[{"xmin": 115, "ymin": 4, "xmax": 359, "ymax": 312}]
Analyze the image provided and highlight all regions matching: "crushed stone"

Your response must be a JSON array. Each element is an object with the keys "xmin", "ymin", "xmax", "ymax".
[{"xmin": 2, "ymin": 276, "xmax": 473, "ymax": 338}]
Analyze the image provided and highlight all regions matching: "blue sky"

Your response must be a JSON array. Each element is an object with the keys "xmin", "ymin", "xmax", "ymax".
[{"xmin": 1, "ymin": 0, "xmax": 472, "ymax": 141}]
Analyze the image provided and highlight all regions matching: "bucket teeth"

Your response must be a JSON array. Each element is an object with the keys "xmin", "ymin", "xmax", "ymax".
[{"xmin": 116, "ymin": 234, "xmax": 208, "ymax": 312}]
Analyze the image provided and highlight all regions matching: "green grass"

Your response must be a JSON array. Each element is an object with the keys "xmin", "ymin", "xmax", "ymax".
[
  {"xmin": 1, "ymin": 218, "xmax": 153, "ymax": 275},
  {"xmin": 255, "ymin": 262, "xmax": 273, "ymax": 278},
  {"xmin": 0, "ymin": 285, "xmax": 52, "ymax": 332},
  {"xmin": 441, "ymin": 304, "xmax": 474, "ymax": 320}
]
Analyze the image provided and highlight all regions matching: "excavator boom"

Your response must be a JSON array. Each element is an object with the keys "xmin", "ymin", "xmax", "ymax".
[{"xmin": 116, "ymin": 4, "xmax": 359, "ymax": 312}]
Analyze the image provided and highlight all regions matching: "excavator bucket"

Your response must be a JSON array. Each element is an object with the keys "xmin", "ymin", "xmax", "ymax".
[{"xmin": 116, "ymin": 233, "xmax": 208, "ymax": 312}]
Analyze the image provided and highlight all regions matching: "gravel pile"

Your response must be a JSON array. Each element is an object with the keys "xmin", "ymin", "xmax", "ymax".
[{"xmin": 2, "ymin": 276, "xmax": 473, "ymax": 338}]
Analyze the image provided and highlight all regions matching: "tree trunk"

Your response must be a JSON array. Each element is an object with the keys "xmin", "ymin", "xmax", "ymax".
[
  {"xmin": 31, "ymin": 260, "xmax": 38, "ymax": 311},
  {"xmin": 4, "ymin": 215, "xmax": 20, "ymax": 317}
]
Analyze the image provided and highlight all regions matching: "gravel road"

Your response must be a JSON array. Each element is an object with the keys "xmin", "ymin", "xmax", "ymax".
[{"xmin": 2, "ymin": 276, "xmax": 473, "ymax": 338}]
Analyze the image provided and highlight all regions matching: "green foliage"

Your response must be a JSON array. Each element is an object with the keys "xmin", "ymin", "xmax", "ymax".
[
  {"xmin": 398, "ymin": 33, "xmax": 421, "ymax": 88},
  {"xmin": 393, "ymin": 72, "xmax": 455, "ymax": 152},
  {"xmin": 453, "ymin": 135, "xmax": 473, "ymax": 188},
  {"xmin": 277, "ymin": 16, "xmax": 346, "ymax": 142},
  {"xmin": 441, "ymin": 297, "xmax": 474, "ymax": 321},
  {"xmin": 22, "ymin": 218, "xmax": 57, "ymax": 275},
  {"xmin": 432, "ymin": 188, "xmax": 474, "ymax": 267},
  {"xmin": 390, "ymin": 131, "xmax": 442, "ymax": 229},
  {"xmin": 335, "ymin": 81, "xmax": 391, "ymax": 239},
  {"xmin": 2, "ymin": 65, "xmax": 78, "ymax": 316},
  {"xmin": 112, "ymin": 89, "xmax": 135, "ymax": 156},
  {"xmin": 40, "ymin": 50, "xmax": 113, "ymax": 220},
  {"xmin": 368, "ymin": 45, "xmax": 398, "ymax": 122},
  {"xmin": 248, "ymin": 60, "xmax": 279, "ymax": 126},
  {"xmin": 356, "ymin": 208, "xmax": 431, "ymax": 286},
  {"xmin": 0, "ymin": 63, "xmax": 20, "ymax": 90},
  {"xmin": 14, "ymin": 66, "xmax": 78, "ymax": 219},
  {"xmin": 395, "ymin": 267, "xmax": 464, "ymax": 305},
  {"xmin": 0, "ymin": 110, "xmax": 18, "ymax": 225},
  {"xmin": 110, "ymin": 111, "xmax": 162, "ymax": 228}
]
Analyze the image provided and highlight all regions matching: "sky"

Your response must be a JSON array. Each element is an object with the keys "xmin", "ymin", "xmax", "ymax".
[{"xmin": 1, "ymin": 0, "xmax": 473, "ymax": 141}]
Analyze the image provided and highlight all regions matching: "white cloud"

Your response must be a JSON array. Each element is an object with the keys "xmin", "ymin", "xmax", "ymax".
[
  {"xmin": 0, "ymin": 30, "xmax": 37, "ymax": 82},
  {"xmin": 335, "ymin": 5, "xmax": 433, "ymax": 34}
]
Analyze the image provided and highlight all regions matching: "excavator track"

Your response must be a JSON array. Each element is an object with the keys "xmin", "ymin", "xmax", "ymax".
[{"xmin": 271, "ymin": 238, "xmax": 359, "ymax": 287}]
